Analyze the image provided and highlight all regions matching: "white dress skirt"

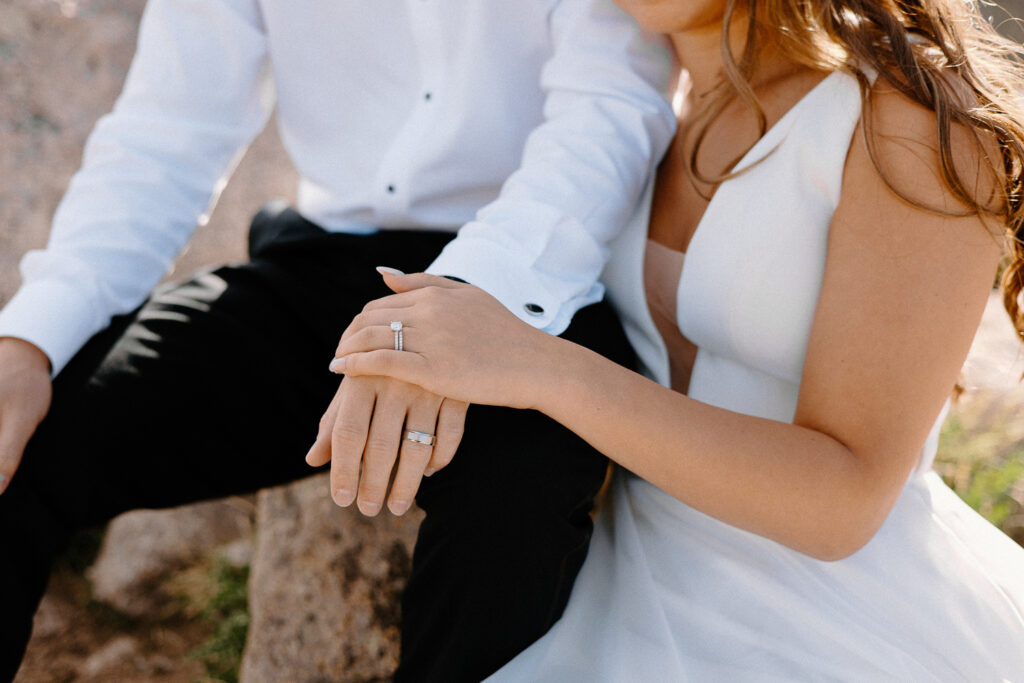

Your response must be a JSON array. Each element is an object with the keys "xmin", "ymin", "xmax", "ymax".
[{"xmin": 487, "ymin": 70, "xmax": 1024, "ymax": 681}]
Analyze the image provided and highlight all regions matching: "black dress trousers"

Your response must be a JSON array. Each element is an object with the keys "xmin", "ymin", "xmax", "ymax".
[{"xmin": 0, "ymin": 205, "xmax": 634, "ymax": 683}]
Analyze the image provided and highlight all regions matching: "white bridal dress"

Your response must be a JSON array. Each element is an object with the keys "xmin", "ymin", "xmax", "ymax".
[{"xmin": 488, "ymin": 70, "xmax": 1024, "ymax": 681}]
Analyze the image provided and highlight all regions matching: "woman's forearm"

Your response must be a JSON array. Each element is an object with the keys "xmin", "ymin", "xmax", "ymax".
[
  {"xmin": 334, "ymin": 272, "xmax": 933, "ymax": 561},
  {"xmin": 534, "ymin": 337, "xmax": 903, "ymax": 560}
]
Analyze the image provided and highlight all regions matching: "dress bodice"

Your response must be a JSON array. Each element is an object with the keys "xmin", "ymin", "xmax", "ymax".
[{"xmin": 608, "ymin": 69, "xmax": 945, "ymax": 469}]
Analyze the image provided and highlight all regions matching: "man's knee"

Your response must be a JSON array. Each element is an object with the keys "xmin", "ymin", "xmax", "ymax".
[
  {"xmin": 415, "ymin": 403, "xmax": 607, "ymax": 520},
  {"xmin": 413, "ymin": 301, "xmax": 629, "ymax": 517}
]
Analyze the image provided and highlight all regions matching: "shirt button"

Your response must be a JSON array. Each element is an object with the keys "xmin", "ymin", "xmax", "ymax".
[
  {"xmin": 424, "ymin": 92, "xmax": 432, "ymax": 101},
  {"xmin": 524, "ymin": 303, "xmax": 545, "ymax": 317},
  {"xmin": 386, "ymin": 184, "xmax": 395, "ymax": 193}
]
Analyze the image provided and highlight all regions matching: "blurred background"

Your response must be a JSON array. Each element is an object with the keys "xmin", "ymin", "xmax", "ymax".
[{"xmin": 1, "ymin": 0, "xmax": 1023, "ymax": 681}]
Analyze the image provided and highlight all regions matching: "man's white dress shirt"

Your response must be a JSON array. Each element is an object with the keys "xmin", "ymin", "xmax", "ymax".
[{"xmin": 0, "ymin": 0, "xmax": 675, "ymax": 375}]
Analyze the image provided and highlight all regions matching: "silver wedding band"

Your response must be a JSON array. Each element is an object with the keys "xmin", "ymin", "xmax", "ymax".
[
  {"xmin": 391, "ymin": 321, "xmax": 404, "ymax": 351},
  {"xmin": 405, "ymin": 430, "xmax": 435, "ymax": 446}
]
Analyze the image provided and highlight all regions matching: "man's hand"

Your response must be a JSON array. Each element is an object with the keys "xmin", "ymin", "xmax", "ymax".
[
  {"xmin": 0, "ymin": 338, "xmax": 53, "ymax": 495},
  {"xmin": 306, "ymin": 376, "xmax": 467, "ymax": 516}
]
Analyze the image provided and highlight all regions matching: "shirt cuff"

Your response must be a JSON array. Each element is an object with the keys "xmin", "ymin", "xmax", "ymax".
[
  {"xmin": 0, "ymin": 279, "xmax": 107, "ymax": 378},
  {"xmin": 425, "ymin": 233, "xmax": 604, "ymax": 336}
]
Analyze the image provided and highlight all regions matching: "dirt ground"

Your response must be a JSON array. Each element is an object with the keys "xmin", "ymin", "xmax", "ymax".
[{"xmin": 16, "ymin": 571, "xmax": 210, "ymax": 683}]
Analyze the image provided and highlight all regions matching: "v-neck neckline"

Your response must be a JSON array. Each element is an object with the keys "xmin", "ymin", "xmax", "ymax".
[{"xmin": 651, "ymin": 69, "xmax": 843, "ymax": 259}]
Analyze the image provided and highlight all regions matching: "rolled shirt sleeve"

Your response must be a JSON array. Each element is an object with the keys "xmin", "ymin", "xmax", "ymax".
[
  {"xmin": 426, "ymin": 0, "xmax": 676, "ymax": 335},
  {"xmin": 0, "ymin": 0, "xmax": 271, "ymax": 375}
]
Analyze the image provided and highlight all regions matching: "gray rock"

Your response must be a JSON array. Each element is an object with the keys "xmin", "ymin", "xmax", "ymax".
[
  {"xmin": 88, "ymin": 498, "xmax": 255, "ymax": 617},
  {"xmin": 241, "ymin": 474, "xmax": 423, "ymax": 683},
  {"xmin": 219, "ymin": 536, "xmax": 257, "ymax": 569}
]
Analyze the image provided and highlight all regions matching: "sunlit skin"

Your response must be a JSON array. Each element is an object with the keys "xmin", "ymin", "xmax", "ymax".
[
  {"xmin": 616, "ymin": 0, "xmax": 729, "ymax": 34},
  {"xmin": 330, "ymin": 0, "xmax": 1002, "ymax": 560}
]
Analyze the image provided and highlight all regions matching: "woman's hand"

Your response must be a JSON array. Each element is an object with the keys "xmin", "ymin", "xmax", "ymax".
[{"xmin": 331, "ymin": 270, "xmax": 563, "ymax": 410}]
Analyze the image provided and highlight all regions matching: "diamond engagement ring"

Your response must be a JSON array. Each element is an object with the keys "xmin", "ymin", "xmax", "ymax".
[
  {"xmin": 391, "ymin": 321, "xmax": 404, "ymax": 351},
  {"xmin": 405, "ymin": 430, "xmax": 435, "ymax": 446}
]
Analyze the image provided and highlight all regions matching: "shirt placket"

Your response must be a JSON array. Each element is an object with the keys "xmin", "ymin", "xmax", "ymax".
[{"xmin": 373, "ymin": 0, "xmax": 448, "ymax": 225}]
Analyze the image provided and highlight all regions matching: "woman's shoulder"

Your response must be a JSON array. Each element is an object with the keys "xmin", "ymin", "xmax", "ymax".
[{"xmin": 855, "ymin": 73, "xmax": 1002, "ymax": 224}]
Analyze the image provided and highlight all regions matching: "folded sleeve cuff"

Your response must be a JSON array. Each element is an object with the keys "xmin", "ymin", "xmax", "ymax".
[
  {"xmin": 425, "ymin": 232, "xmax": 604, "ymax": 336},
  {"xmin": 0, "ymin": 280, "xmax": 108, "ymax": 377}
]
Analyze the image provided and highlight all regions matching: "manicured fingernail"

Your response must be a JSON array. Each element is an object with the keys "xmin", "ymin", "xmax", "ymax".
[
  {"xmin": 357, "ymin": 500, "xmax": 381, "ymax": 517},
  {"xmin": 389, "ymin": 499, "xmax": 411, "ymax": 516},
  {"xmin": 328, "ymin": 357, "xmax": 346, "ymax": 373},
  {"xmin": 376, "ymin": 266, "xmax": 405, "ymax": 276},
  {"xmin": 0, "ymin": 473, "xmax": 7, "ymax": 494},
  {"xmin": 423, "ymin": 467, "xmax": 437, "ymax": 477},
  {"xmin": 334, "ymin": 488, "xmax": 355, "ymax": 507}
]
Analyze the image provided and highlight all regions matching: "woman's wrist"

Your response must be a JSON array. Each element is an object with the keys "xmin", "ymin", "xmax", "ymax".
[{"xmin": 523, "ymin": 333, "xmax": 597, "ymax": 415}]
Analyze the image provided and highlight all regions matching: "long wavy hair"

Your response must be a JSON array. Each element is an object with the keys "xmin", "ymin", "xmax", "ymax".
[{"xmin": 688, "ymin": 0, "xmax": 1024, "ymax": 343}]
